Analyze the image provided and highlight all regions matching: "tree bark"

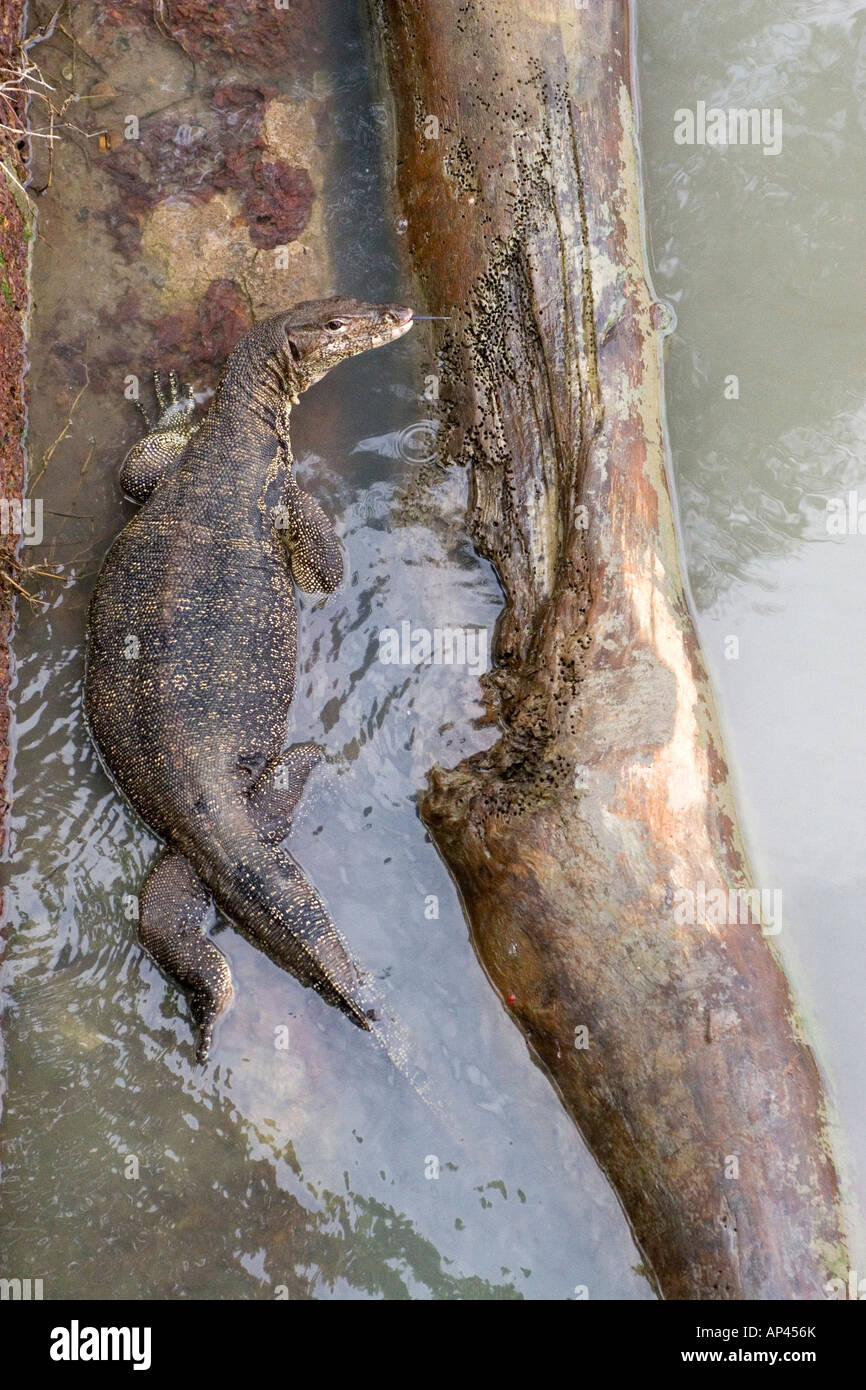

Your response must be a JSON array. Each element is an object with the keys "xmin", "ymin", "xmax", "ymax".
[{"xmin": 370, "ymin": 0, "xmax": 847, "ymax": 1298}]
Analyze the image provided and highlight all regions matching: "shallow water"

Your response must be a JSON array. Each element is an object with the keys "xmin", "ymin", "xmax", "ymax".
[
  {"xmin": 0, "ymin": 0, "xmax": 646, "ymax": 1299},
  {"xmin": 2, "ymin": 0, "xmax": 862, "ymax": 1300}
]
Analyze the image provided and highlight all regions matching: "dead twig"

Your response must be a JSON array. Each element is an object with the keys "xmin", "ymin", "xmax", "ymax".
[
  {"xmin": 28, "ymin": 367, "xmax": 90, "ymax": 496},
  {"xmin": 55, "ymin": 21, "xmax": 110, "ymax": 78},
  {"xmin": 0, "ymin": 568, "xmax": 48, "ymax": 607},
  {"xmin": 47, "ymin": 442, "xmax": 94, "ymax": 564},
  {"xmin": 0, "ymin": 42, "xmax": 106, "ymax": 195},
  {"xmin": 24, "ymin": 7, "xmax": 61, "ymax": 51},
  {"xmin": 152, "ymin": 0, "xmax": 198, "ymax": 69},
  {"xmin": 21, "ymin": 565, "xmax": 66, "ymax": 581},
  {"xmin": 152, "ymin": 0, "xmax": 172, "ymax": 39}
]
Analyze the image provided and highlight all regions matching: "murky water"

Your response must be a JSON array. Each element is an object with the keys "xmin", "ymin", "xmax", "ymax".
[
  {"xmin": 0, "ymin": 0, "xmax": 646, "ymax": 1299},
  {"xmin": 638, "ymin": 0, "xmax": 866, "ymax": 1261},
  {"xmin": 3, "ymin": 0, "xmax": 862, "ymax": 1300}
]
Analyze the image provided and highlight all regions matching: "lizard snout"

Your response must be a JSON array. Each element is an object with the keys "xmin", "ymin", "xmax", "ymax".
[{"xmin": 381, "ymin": 304, "xmax": 414, "ymax": 340}]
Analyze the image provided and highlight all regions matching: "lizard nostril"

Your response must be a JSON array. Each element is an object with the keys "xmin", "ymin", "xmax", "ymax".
[{"xmin": 383, "ymin": 307, "xmax": 413, "ymax": 330}]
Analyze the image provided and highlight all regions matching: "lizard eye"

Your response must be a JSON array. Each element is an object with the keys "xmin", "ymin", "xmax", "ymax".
[{"xmin": 325, "ymin": 319, "xmax": 346, "ymax": 332}]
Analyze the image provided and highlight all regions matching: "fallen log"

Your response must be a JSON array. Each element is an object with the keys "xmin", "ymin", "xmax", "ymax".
[{"xmin": 370, "ymin": 0, "xmax": 847, "ymax": 1297}]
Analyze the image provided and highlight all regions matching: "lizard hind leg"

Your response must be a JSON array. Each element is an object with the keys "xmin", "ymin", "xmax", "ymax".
[
  {"xmin": 139, "ymin": 849, "xmax": 233, "ymax": 1063},
  {"xmin": 247, "ymin": 741, "xmax": 326, "ymax": 843}
]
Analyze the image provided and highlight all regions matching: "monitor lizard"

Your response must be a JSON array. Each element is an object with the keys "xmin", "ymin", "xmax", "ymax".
[{"xmin": 85, "ymin": 298, "xmax": 416, "ymax": 1066}]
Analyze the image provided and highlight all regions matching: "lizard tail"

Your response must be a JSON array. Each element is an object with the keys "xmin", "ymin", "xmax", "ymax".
[
  {"xmin": 185, "ymin": 801, "xmax": 374, "ymax": 1033},
  {"xmin": 186, "ymin": 802, "xmax": 460, "ymax": 1137}
]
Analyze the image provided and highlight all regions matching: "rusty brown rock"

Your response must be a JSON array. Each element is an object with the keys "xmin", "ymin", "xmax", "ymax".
[
  {"xmin": 371, "ymin": 0, "xmax": 847, "ymax": 1297},
  {"xmin": 98, "ymin": 82, "xmax": 316, "ymax": 261},
  {"xmin": 29, "ymin": 5, "xmax": 334, "ymax": 396},
  {"xmin": 140, "ymin": 0, "xmax": 330, "ymax": 75},
  {"xmin": 148, "ymin": 279, "xmax": 252, "ymax": 394}
]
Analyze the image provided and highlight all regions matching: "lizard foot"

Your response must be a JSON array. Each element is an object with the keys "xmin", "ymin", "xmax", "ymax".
[
  {"xmin": 139, "ymin": 849, "xmax": 233, "ymax": 1064},
  {"xmin": 151, "ymin": 369, "xmax": 197, "ymax": 432},
  {"xmin": 275, "ymin": 476, "xmax": 345, "ymax": 596},
  {"xmin": 247, "ymin": 741, "xmax": 327, "ymax": 843}
]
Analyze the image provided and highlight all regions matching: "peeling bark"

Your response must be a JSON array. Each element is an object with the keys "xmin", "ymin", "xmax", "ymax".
[{"xmin": 370, "ymin": 0, "xmax": 847, "ymax": 1298}]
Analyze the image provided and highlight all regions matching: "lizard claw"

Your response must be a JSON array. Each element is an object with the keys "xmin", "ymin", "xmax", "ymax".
[
  {"xmin": 139, "ymin": 371, "xmax": 199, "ymax": 432},
  {"xmin": 153, "ymin": 371, "xmax": 167, "ymax": 411}
]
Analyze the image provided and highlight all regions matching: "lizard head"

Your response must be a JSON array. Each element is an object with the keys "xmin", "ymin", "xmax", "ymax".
[{"xmin": 242, "ymin": 297, "xmax": 415, "ymax": 406}]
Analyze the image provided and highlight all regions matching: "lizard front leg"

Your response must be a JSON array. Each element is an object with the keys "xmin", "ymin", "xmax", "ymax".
[
  {"xmin": 139, "ymin": 848, "xmax": 233, "ymax": 1062},
  {"xmin": 274, "ymin": 471, "xmax": 345, "ymax": 594},
  {"xmin": 121, "ymin": 371, "xmax": 199, "ymax": 502}
]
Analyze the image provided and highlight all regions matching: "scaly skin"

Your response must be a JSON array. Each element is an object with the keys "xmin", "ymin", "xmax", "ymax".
[{"xmin": 85, "ymin": 299, "xmax": 414, "ymax": 1061}]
